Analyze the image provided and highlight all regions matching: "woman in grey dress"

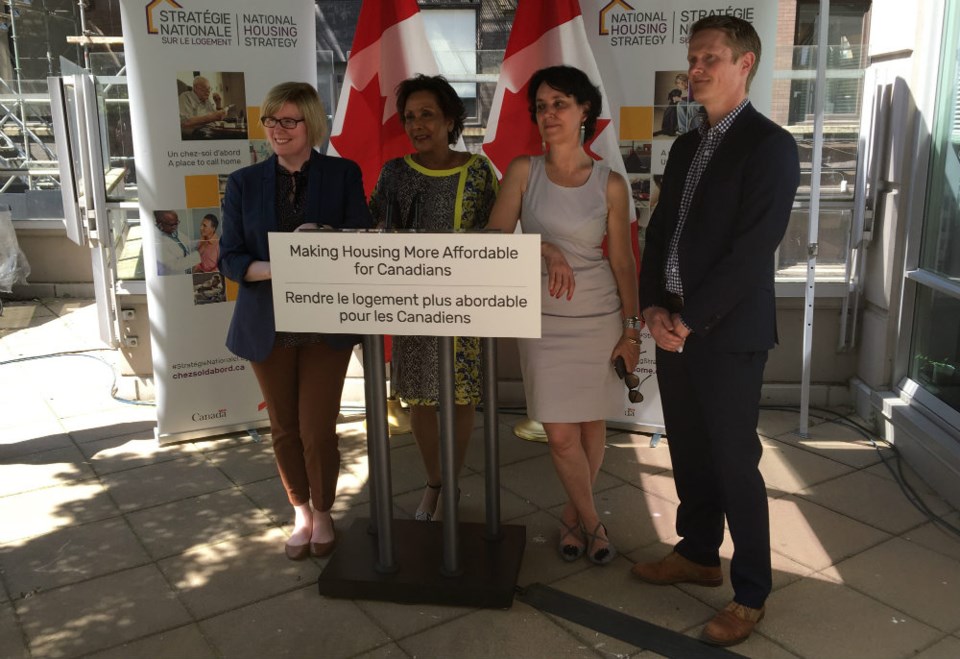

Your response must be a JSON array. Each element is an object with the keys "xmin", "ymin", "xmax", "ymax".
[{"xmin": 487, "ymin": 66, "xmax": 640, "ymax": 564}]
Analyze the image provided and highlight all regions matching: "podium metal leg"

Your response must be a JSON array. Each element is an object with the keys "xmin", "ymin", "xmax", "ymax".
[
  {"xmin": 482, "ymin": 337, "xmax": 502, "ymax": 540},
  {"xmin": 437, "ymin": 335, "xmax": 461, "ymax": 577},
  {"xmin": 362, "ymin": 335, "xmax": 396, "ymax": 573}
]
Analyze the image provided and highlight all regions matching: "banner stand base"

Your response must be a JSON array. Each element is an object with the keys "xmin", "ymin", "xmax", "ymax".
[{"xmin": 318, "ymin": 518, "xmax": 526, "ymax": 609}]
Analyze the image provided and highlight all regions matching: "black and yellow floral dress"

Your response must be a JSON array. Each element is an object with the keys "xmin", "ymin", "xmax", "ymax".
[{"xmin": 369, "ymin": 153, "xmax": 499, "ymax": 405}]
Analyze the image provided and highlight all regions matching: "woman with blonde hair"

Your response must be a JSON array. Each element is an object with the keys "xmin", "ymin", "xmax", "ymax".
[{"xmin": 219, "ymin": 82, "xmax": 373, "ymax": 560}]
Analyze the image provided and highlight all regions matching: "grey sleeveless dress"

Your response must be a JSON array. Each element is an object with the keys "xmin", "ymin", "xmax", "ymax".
[{"xmin": 518, "ymin": 156, "xmax": 622, "ymax": 423}]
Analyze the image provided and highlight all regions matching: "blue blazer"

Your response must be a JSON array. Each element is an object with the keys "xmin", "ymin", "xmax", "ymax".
[
  {"xmin": 639, "ymin": 103, "xmax": 800, "ymax": 352},
  {"xmin": 218, "ymin": 151, "xmax": 373, "ymax": 362}
]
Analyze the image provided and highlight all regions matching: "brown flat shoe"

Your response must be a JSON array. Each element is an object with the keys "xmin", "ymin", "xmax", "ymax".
[
  {"xmin": 310, "ymin": 520, "xmax": 337, "ymax": 558},
  {"xmin": 285, "ymin": 542, "xmax": 310, "ymax": 561},
  {"xmin": 630, "ymin": 551, "xmax": 723, "ymax": 586},
  {"xmin": 701, "ymin": 601, "xmax": 765, "ymax": 646}
]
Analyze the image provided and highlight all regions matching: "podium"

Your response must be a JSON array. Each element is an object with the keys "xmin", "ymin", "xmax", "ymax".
[{"xmin": 317, "ymin": 335, "xmax": 526, "ymax": 608}]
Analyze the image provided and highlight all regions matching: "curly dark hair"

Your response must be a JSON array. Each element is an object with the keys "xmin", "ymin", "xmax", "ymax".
[
  {"xmin": 395, "ymin": 74, "xmax": 466, "ymax": 144},
  {"xmin": 527, "ymin": 66, "xmax": 603, "ymax": 141}
]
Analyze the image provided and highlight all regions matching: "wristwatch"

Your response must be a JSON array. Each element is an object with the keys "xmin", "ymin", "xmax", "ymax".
[{"xmin": 623, "ymin": 315, "xmax": 641, "ymax": 330}]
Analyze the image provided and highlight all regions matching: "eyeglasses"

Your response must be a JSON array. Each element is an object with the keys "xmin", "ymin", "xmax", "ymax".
[
  {"xmin": 260, "ymin": 116, "xmax": 305, "ymax": 129},
  {"xmin": 614, "ymin": 356, "xmax": 644, "ymax": 404}
]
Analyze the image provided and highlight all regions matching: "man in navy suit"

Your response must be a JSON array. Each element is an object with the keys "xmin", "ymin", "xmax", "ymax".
[{"xmin": 632, "ymin": 16, "xmax": 800, "ymax": 646}]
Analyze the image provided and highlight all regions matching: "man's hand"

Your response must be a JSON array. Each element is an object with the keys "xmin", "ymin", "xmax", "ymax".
[
  {"xmin": 670, "ymin": 313, "xmax": 691, "ymax": 340},
  {"xmin": 644, "ymin": 306, "xmax": 685, "ymax": 352}
]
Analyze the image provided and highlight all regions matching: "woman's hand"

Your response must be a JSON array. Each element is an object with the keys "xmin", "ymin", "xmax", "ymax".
[
  {"xmin": 611, "ymin": 332, "xmax": 641, "ymax": 373},
  {"xmin": 244, "ymin": 260, "xmax": 271, "ymax": 282},
  {"xmin": 543, "ymin": 242, "xmax": 575, "ymax": 300}
]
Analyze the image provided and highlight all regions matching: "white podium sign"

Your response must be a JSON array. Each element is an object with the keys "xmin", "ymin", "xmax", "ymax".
[{"xmin": 269, "ymin": 232, "xmax": 541, "ymax": 338}]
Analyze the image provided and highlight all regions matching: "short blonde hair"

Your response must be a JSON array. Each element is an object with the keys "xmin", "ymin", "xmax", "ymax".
[{"xmin": 260, "ymin": 82, "xmax": 329, "ymax": 147}]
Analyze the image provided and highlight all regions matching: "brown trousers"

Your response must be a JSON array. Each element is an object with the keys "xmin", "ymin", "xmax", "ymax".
[{"xmin": 250, "ymin": 341, "xmax": 352, "ymax": 511}]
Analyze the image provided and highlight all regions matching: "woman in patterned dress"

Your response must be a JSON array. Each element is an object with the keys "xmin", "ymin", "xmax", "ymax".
[{"xmin": 369, "ymin": 75, "xmax": 499, "ymax": 521}]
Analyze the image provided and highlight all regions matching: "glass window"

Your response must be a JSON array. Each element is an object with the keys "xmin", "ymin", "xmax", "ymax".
[
  {"xmin": 422, "ymin": 8, "xmax": 478, "ymax": 122},
  {"xmin": 908, "ymin": 1, "xmax": 960, "ymax": 415},
  {"xmin": 771, "ymin": 1, "xmax": 871, "ymax": 285}
]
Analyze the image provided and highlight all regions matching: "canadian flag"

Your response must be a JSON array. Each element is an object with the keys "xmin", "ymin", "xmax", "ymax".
[
  {"xmin": 481, "ymin": 0, "xmax": 638, "ymax": 262},
  {"xmin": 327, "ymin": 0, "xmax": 440, "ymax": 197}
]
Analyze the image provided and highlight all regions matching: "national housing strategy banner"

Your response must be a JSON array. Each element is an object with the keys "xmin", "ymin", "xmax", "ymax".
[
  {"xmin": 580, "ymin": 1, "xmax": 779, "ymax": 430},
  {"xmin": 120, "ymin": 0, "xmax": 316, "ymax": 443}
]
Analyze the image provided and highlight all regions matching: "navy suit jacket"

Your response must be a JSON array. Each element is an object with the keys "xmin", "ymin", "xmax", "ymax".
[
  {"xmin": 639, "ymin": 103, "xmax": 800, "ymax": 353},
  {"xmin": 218, "ymin": 151, "xmax": 373, "ymax": 362}
]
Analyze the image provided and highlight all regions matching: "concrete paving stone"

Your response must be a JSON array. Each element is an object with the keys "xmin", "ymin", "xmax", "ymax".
[
  {"xmin": 338, "ymin": 423, "xmax": 373, "ymax": 464},
  {"xmin": 762, "ymin": 577, "xmax": 942, "ymax": 659},
  {"xmin": 240, "ymin": 476, "xmax": 293, "ymax": 525},
  {"xmin": 125, "ymin": 489, "xmax": 275, "ymax": 560},
  {"xmin": 182, "ymin": 431, "xmax": 262, "ymax": 454},
  {"xmin": 864, "ymin": 458, "xmax": 946, "ymax": 498},
  {"xmin": 38, "ymin": 299, "xmax": 92, "ymax": 319},
  {"xmin": 500, "ymin": 453, "xmax": 624, "ymax": 511},
  {"xmin": 913, "ymin": 635, "xmax": 960, "ymax": 659},
  {"xmin": 757, "ymin": 409, "xmax": 809, "ymax": 439},
  {"xmin": 512, "ymin": 510, "xmax": 595, "ymax": 587},
  {"xmin": 758, "ymin": 437, "xmax": 856, "ymax": 498},
  {"xmin": 548, "ymin": 482, "xmax": 678, "ymax": 557},
  {"xmin": 673, "ymin": 532, "xmax": 816, "ymax": 612},
  {"xmin": 599, "ymin": 434, "xmax": 673, "ymax": 486},
  {"xmin": 200, "ymin": 585, "xmax": 390, "ymax": 659},
  {"xmin": 624, "ymin": 469, "xmax": 680, "ymax": 507},
  {"xmin": 14, "ymin": 564, "xmax": 191, "ymax": 659},
  {"xmin": 0, "ymin": 429, "xmax": 72, "ymax": 460},
  {"xmin": 0, "ymin": 482, "xmax": 119, "ymax": 544},
  {"xmin": 767, "ymin": 495, "xmax": 890, "ymax": 572},
  {"xmin": 398, "ymin": 600, "xmax": 599, "ymax": 659},
  {"xmin": 462, "ymin": 421, "xmax": 551, "ymax": 473},
  {"xmin": 819, "ymin": 536, "xmax": 960, "ymax": 633},
  {"xmin": 0, "ymin": 445, "xmax": 97, "ymax": 498},
  {"xmin": 350, "ymin": 642, "xmax": 413, "ymax": 659},
  {"xmin": 547, "ymin": 557, "xmax": 716, "ymax": 658},
  {"xmin": 796, "ymin": 468, "xmax": 954, "ymax": 536},
  {"xmin": 83, "ymin": 623, "xmax": 217, "ymax": 659},
  {"xmin": 393, "ymin": 471, "xmax": 536, "ymax": 525},
  {"xmin": 375, "ymin": 442, "xmax": 437, "ymax": 496},
  {"xmin": 157, "ymin": 526, "xmax": 324, "ymax": 619},
  {"xmin": 354, "ymin": 597, "xmax": 474, "ymax": 641},
  {"xmin": 63, "ymin": 412, "xmax": 157, "ymax": 444},
  {"xmin": 901, "ymin": 512, "xmax": 960, "ymax": 563},
  {"xmin": 0, "ymin": 302, "xmax": 55, "ymax": 330},
  {"xmin": 0, "ymin": 517, "xmax": 150, "ymax": 596},
  {"xmin": 99, "ymin": 455, "xmax": 235, "ymax": 512},
  {"xmin": 0, "ymin": 601, "xmax": 29, "ymax": 659},
  {"xmin": 202, "ymin": 439, "xmax": 280, "ymax": 485},
  {"xmin": 0, "ymin": 385, "xmax": 59, "ymax": 431},
  {"xmin": 773, "ymin": 415, "xmax": 889, "ymax": 469},
  {"xmin": 78, "ymin": 431, "xmax": 193, "ymax": 476}
]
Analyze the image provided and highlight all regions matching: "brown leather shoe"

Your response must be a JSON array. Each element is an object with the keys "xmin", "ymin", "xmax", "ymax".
[
  {"xmin": 701, "ymin": 601, "xmax": 765, "ymax": 646},
  {"xmin": 310, "ymin": 521, "xmax": 337, "ymax": 558},
  {"xmin": 630, "ymin": 551, "xmax": 723, "ymax": 586},
  {"xmin": 285, "ymin": 542, "xmax": 310, "ymax": 561}
]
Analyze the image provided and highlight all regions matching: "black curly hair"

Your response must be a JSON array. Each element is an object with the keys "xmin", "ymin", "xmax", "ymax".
[{"xmin": 527, "ymin": 66, "xmax": 603, "ymax": 141}]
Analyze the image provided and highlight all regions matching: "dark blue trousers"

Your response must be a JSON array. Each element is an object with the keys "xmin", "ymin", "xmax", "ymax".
[{"xmin": 656, "ymin": 336, "xmax": 770, "ymax": 609}]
